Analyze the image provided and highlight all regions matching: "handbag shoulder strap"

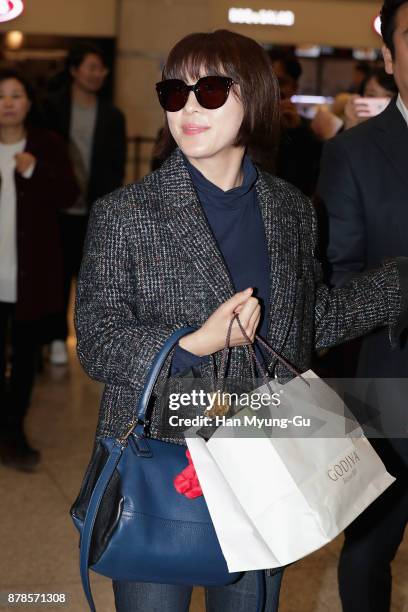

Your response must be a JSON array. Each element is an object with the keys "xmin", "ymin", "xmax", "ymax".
[{"xmin": 80, "ymin": 441, "xmax": 124, "ymax": 611}]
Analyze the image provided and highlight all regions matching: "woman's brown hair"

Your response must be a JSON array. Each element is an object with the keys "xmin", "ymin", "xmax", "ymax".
[{"xmin": 154, "ymin": 30, "xmax": 280, "ymax": 173}]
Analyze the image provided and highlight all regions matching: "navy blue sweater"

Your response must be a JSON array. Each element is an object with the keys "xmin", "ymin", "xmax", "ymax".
[{"xmin": 171, "ymin": 154, "xmax": 270, "ymax": 375}]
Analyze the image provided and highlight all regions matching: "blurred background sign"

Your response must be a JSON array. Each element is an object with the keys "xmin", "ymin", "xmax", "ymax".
[
  {"xmin": 373, "ymin": 14, "xmax": 382, "ymax": 36},
  {"xmin": 228, "ymin": 7, "xmax": 295, "ymax": 26},
  {"xmin": 0, "ymin": 0, "xmax": 24, "ymax": 23}
]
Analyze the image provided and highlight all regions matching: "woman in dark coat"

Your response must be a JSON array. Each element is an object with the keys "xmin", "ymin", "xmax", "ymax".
[
  {"xmin": 0, "ymin": 69, "xmax": 78, "ymax": 471},
  {"xmin": 75, "ymin": 31, "xmax": 408, "ymax": 611}
]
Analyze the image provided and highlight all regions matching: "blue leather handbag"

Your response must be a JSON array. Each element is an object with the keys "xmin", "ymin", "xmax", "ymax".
[{"xmin": 71, "ymin": 327, "xmax": 266, "ymax": 611}]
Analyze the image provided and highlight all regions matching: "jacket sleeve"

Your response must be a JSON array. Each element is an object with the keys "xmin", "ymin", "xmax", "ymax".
[
  {"xmin": 171, "ymin": 346, "xmax": 209, "ymax": 376},
  {"xmin": 75, "ymin": 196, "xmax": 184, "ymax": 389},
  {"xmin": 314, "ymin": 133, "xmax": 408, "ymax": 348},
  {"xmin": 306, "ymin": 195, "xmax": 408, "ymax": 351}
]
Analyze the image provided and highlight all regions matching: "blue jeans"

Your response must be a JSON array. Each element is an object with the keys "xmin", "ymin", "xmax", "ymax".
[{"xmin": 113, "ymin": 570, "xmax": 283, "ymax": 612}]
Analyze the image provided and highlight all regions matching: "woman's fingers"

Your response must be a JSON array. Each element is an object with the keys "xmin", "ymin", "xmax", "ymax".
[
  {"xmin": 236, "ymin": 297, "xmax": 259, "ymax": 325},
  {"xmin": 183, "ymin": 290, "xmax": 261, "ymax": 355},
  {"xmin": 242, "ymin": 306, "xmax": 261, "ymax": 343},
  {"xmin": 232, "ymin": 300, "xmax": 260, "ymax": 345},
  {"xmin": 222, "ymin": 288, "xmax": 253, "ymax": 315},
  {"xmin": 248, "ymin": 305, "xmax": 261, "ymax": 340}
]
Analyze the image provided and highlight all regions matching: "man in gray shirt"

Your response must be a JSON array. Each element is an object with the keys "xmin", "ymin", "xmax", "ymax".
[{"xmin": 45, "ymin": 42, "xmax": 127, "ymax": 364}]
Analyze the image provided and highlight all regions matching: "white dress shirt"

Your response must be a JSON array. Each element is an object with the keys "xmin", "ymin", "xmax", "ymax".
[{"xmin": 396, "ymin": 94, "xmax": 408, "ymax": 127}]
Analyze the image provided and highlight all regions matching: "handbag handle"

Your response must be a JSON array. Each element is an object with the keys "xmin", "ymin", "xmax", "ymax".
[
  {"xmin": 240, "ymin": 316, "xmax": 307, "ymax": 383},
  {"xmin": 127, "ymin": 326, "xmax": 196, "ymax": 437},
  {"xmin": 218, "ymin": 314, "xmax": 309, "ymax": 387}
]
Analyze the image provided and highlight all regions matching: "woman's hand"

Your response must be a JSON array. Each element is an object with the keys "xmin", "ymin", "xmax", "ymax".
[
  {"xmin": 179, "ymin": 288, "xmax": 261, "ymax": 356},
  {"xmin": 15, "ymin": 152, "xmax": 36, "ymax": 175}
]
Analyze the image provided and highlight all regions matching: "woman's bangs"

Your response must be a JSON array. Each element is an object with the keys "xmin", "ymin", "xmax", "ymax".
[{"xmin": 164, "ymin": 47, "xmax": 231, "ymax": 82}]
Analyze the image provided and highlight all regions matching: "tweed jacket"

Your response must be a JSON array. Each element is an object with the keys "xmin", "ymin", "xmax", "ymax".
[{"xmin": 75, "ymin": 148, "xmax": 405, "ymax": 443}]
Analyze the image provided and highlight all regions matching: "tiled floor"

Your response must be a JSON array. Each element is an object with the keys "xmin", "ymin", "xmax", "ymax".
[{"xmin": 0, "ymin": 339, "xmax": 407, "ymax": 612}]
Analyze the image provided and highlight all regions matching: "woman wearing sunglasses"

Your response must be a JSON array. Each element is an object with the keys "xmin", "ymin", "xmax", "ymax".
[{"xmin": 75, "ymin": 30, "xmax": 408, "ymax": 611}]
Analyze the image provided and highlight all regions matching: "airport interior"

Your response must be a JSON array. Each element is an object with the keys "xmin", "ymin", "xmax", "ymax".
[{"xmin": 0, "ymin": 1, "xmax": 407, "ymax": 611}]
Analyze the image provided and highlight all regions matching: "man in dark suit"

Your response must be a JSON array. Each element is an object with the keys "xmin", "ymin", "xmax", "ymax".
[
  {"xmin": 45, "ymin": 42, "xmax": 127, "ymax": 364},
  {"xmin": 317, "ymin": 1, "xmax": 408, "ymax": 610}
]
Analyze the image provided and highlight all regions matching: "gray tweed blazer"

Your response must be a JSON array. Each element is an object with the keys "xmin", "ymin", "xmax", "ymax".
[{"xmin": 75, "ymin": 148, "xmax": 404, "ymax": 443}]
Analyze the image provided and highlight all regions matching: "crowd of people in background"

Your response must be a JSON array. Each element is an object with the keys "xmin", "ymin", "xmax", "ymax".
[
  {"xmin": 0, "ymin": 42, "xmax": 126, "ymax": 471},
  {"xmin": 0, "ymin": 1, "xmax": 407, "ymax": 608}
]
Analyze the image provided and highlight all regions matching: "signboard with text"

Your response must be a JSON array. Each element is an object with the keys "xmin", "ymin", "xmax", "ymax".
[{"xmin": 228, "ymin": 7, "xmax": 295, "ymax": 26}]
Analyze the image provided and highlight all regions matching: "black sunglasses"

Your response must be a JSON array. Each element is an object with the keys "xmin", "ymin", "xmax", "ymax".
[{"xmin": 155, "ymin": 76, "xmax": 234, "ymax": 112}]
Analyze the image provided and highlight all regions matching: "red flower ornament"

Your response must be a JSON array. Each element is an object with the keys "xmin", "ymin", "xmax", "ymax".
[{"xmin": 174, "ymin": 450, "xmax": 203, "ymax": 499}]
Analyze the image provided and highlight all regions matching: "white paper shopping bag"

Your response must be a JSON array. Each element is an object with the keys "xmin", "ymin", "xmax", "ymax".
[
  {"xmin": 196, "ymin": 371, "xmax": 396, "ymax": 570},
  {"xmin": 186, "ymin": 435, "xmax": 282, "ymax": 572}
]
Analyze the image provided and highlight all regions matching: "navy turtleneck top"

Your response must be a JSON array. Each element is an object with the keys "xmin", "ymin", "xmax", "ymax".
[{"xmin": 171, "ymin": 154, "xmax": 270, "ymax": 375}]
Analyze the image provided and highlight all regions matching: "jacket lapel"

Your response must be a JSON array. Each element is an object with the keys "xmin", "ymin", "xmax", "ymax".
[
  {"xmin": 159, "ymin": 149, "xmax": 235, "ymax": 307},
  {"xmin": 158, "ymin": 150, "xmax": 298, "ymax": 365},
  {"xmin": 256, "ymin": 173, "xmax": 298, "ymax": 365},
  {"xmin": 372, "ymin": 99, "xmax": 408, "ymax": 192}
]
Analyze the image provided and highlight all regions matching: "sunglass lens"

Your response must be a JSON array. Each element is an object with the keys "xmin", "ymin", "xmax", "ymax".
[
  {"xmin": 156, "ymin": 79, "xmax": 188, "ymax": 112},
  {"xmin": 196, "ymin": 76, "xmax": 231, "ymax": 109}
]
